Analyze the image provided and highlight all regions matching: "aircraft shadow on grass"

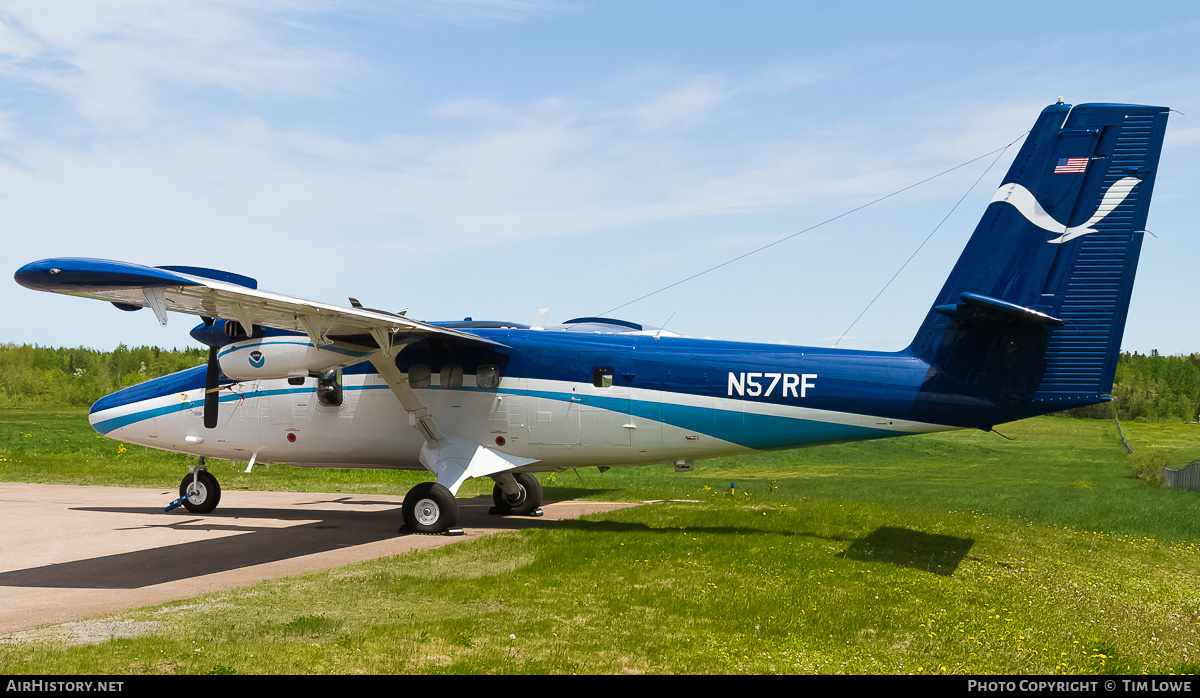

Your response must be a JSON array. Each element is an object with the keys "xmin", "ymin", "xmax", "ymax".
[
  {"xmin": 837, "ymin": 526, "xmax": 974, "ymax": 577},
  {"xmin": 552, "ymin": 520, "xmax": 975, "ymax": 577}
]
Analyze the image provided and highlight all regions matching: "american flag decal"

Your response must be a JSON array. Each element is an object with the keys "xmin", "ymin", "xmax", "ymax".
[{"xmin": 1054, "ymin": 157, "xmax": 1089, "ymax": 174}]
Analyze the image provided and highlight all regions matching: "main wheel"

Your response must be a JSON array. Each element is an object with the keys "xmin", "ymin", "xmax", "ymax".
[
  {"xmin": 491, "ymin": 472, "xmax": 542, "ymax": 516},
  {"xmin": 402, "ymin": 481, "xmax": 459, "ymax": 533},
  {"xmin": 179, "ymin": 470, "xmax": 221, "ymax": 514}
]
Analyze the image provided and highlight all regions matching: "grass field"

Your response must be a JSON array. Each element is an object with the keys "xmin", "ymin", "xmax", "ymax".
[{"xmin": 1, "ymin": 409, "xmax": 1199, "ymax": 674}]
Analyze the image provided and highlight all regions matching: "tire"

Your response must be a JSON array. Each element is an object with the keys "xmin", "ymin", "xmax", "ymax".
[
  {"xmin": 179, "ymin": 470, "xmax": 221, "ymax": 514},
  {"xmin": 491, "ymin": 472, "xmax": 542, "ymax": 516},
  {"xmin": 402, "ymin": 481, "xmax": 458, "ymax": 533}
]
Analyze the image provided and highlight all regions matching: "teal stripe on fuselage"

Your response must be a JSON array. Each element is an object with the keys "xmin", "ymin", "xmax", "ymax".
[
  {"xmin": 90, "ymin": 384, "xmax": 391, "ymax": 434},
  {"xmin": 92, "ymin": 382, "xmax": 898, "ymax": 450},
  {"xmin": 493, "ymin": 386, "xmax": 895, "ymax": 450}
]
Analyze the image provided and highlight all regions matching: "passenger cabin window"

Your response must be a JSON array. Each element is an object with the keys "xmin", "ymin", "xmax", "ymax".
[
  {"xmin": 409, "ymin": 364, "xmax": 431, "ymax": 389},
  {"xmin": 477, "ymin": 364, "xmax": 500, "ymax": 390},
  {"xmin": 317, "ymin": 369, "xmax": 343, "ymax": 407},
  {"xmin": 593, "ymin": 367, "xmax": 613, "ymax": 388},
  {"xmin": 440, "ymin": 364, "xmax": 463, "ymax": 390}
]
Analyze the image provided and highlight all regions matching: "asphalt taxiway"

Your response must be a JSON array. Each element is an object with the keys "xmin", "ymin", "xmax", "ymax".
[{"xmin": 0, "ymin": 482, "xmax": 636, "ymax": 635}]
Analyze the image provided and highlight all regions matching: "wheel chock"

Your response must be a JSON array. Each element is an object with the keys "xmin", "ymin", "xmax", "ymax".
[{"xmin": 399, "ymin": 526, "xmax": 466, "ymax": 536}]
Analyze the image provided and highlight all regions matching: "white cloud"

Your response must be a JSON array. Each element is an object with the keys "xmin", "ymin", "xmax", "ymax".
[
  {"xmin": 627, "ymin": 75, "xmax": 732, "ymax": 131},
  {"xmin": 0, "ymin": 1, "xmax": 366, "ymax": 125},
  {"xmin": 387, "ymin": 0, "xmax": 566, "ymax": 24},
  {"xmin": 2, "ymin": 71, "xmax": 1024, "ymax": 275}
]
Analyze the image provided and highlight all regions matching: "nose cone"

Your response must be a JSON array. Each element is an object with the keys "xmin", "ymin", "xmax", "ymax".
[
  {"xmin": 89, "ymin": 365, "xmax": 207, "ymax": 436},
  {"xmin": 190, "ymin": 320, "xmax": 224, "ymax": 348}
]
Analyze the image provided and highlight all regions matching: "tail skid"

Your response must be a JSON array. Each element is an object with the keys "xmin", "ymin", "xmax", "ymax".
[{"xmin": 907, "ymin": 102, "xmax": 1169, "ymax": 426}]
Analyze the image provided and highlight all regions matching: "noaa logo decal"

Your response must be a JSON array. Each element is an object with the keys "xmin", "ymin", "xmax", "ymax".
[
  {"xmin": 991, "ymin": 176, "xmax": 1141, "ymax": 244},
  {"xmin": 248, "ymin": 350, "xmax": 265, "ymax": 368}
]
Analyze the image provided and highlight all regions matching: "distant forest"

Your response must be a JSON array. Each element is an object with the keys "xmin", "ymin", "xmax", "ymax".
[
  {"xmin": 0, "ymin": 344, "xmax": 207, "ymax": 409},
  {"xmin": 1067, "ymin": 351, "xmax": 1200, "ymax": 423},
  {"xmin": 0, "ymin": 343, "xmax": 1197, "ymax": 422}
]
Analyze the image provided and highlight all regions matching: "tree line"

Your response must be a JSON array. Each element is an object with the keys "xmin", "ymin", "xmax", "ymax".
[
  {"xmin": 0, "ymin": 343, "xmax": 207, "ymax": 408},
  {"xmin": 1067, "ymin": 351, "xmax": 1200, "ymax": 422},
  {"xmin": 0, "ymin": 343, "xmax": 1196, "ymax": 421}
]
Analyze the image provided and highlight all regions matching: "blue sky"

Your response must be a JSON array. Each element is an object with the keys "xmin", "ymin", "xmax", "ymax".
[{"xmin": 3, "ymin": 1, "xmax": 1198, "ymax": 354}]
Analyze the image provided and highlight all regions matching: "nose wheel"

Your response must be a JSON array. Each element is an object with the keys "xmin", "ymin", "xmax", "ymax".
[{"xmin": 177, "ymin": 469, "xmax": 221, "ymax": 514}]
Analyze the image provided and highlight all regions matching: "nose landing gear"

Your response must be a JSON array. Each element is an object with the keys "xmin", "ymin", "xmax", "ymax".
[{"xmin": 165, "ymin": 461, "xmax": 222, "ymax": 514}]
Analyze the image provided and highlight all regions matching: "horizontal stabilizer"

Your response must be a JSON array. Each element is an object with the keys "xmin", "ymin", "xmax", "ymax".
[{"xmin": 933, "ymin": 292, "xmax": 1063, "ymax": 326}]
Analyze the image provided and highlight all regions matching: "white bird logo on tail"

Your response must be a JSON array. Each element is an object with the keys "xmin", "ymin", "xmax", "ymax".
[{"xmin": 990, "ymin": 176, "xmax": 1141, "ymax": 244}]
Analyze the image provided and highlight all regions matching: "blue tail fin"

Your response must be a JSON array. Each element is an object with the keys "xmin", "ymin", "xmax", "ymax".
[{"xmin": 907, "ymin": 102, "xmax": 1170, "ymax": 424}]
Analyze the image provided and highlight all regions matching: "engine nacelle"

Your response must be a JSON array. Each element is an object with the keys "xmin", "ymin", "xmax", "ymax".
[{"xmin": 218, "ymin": 338, "xmax": 370, "ymax": 381}]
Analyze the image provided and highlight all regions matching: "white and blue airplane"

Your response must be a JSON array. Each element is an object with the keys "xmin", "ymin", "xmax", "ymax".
[{"xmin": 15, "ymin": 101, "xmax": 1170, "ymax": 534}]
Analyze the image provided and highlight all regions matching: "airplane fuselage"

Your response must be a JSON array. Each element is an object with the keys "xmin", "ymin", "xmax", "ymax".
[{"xmin": 90, "ymin": 327, "xmax": 970, "ymax": 473}]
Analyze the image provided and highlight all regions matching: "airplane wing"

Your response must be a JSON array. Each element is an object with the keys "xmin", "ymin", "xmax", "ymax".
[
  {"xmin": 16, "ymin": 257, "xmax": 536, "ymax": 496},
  {"xmin": 14, "ymin": 257, "xmax": 501, "ymax": 353}
]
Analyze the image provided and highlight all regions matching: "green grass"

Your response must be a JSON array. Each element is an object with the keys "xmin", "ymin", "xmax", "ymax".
[
  {"xmin": 2, "ymin": 409, "xmax": 1199, "ymax": 674},
  {"xmin": 0, "ymin": 407, "xmax": 493, "ymax": 497}
]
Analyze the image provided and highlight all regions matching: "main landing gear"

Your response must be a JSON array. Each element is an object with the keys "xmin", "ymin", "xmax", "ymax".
[
  {"xmin": 490, "ymin": 472, "xmax": 543, "ymax": 518},
  {"xmin": 399, "ymin": 472, "xmax": 544, "ymax": 535},
  {"xmin": 401, "ymin": 481, "xmax": 460, "ymax": 535}
]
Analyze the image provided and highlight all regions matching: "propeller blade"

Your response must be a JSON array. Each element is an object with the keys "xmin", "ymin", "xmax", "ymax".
[{"xmin": 203, "ymin": 345, "xmax": 219, "ymax": 429}]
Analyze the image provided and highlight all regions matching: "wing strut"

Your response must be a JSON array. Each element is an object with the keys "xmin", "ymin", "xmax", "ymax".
[
  {"xmin": 369, "ymin": 351, "xmax": 442, "ymax": 442},
  {"xmin": 369, "ymin": 326, "xmax": 400, "ymax": 358},
  {"xmin": 368, "ymin": 352, "xmax": 537, "ymax": 494},
  {"xmin": 143, "ymin": 287, "xmax": 169, "ymax": 326}
]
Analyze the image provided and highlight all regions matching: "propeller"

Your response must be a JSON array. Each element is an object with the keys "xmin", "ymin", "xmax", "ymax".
[{"xmin": 202, "ymin": 317, "xmax": 220, "ymax": 429}]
